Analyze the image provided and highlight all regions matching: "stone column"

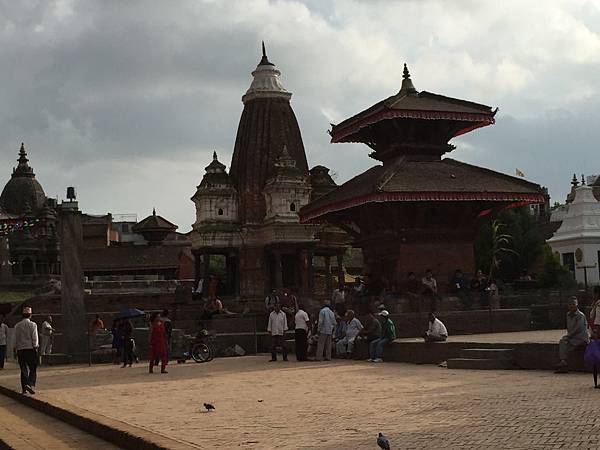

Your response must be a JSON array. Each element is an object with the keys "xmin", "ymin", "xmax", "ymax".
[
  {"xmin": 59, "ymin": 199, "xmax": 87, "ymax": 361},
  {"xmin": 274, "ymin": 251, "xmax": 283, "ymax": 290}
]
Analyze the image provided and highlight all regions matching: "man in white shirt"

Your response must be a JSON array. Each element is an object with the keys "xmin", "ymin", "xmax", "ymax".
[
  {"xmin": 15, "ymin": 306, "xmax": 39, "ymax": 394},
  {"xmin": 336, "ymin": 310, "xmax": 363, "ymax": 357},
  {"xmin": 424, "ymin": 313, "xmax": 448, "ymax": 342},
  {"xmin": 0, "ymin": 314, "xmax": 8, "ymax": 369},
  {"xmin": 40, "ymin": 315, "xmax": 54, "ymax": 357},
  {"xmin": 267, "ymin": 303, "xmax": 288, "ymax": 362},
  {"xmin": 316, "ymin": 301, "xmax": 336, "ymax": 361},
  {"xmin": 294, "ymin": 304, "xmax": 310, "ymax": 361}
]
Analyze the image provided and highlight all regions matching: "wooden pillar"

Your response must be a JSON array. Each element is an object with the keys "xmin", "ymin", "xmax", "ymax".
[
  {"xmin": 336, "ymin": 253, "xmax": 344, "ymax": 288},
  {"xmin": 308, "ymin": 249, "xmax": 315, "ymax": 294},
  {"xmin": 324, "ymin": 255, "xmax": 332, "ymax": 293}
]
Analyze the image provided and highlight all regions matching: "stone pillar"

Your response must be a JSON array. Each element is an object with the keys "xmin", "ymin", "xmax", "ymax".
[
  {"xmin": 336, "ymin": 253, "xmax": 344, "ymax": 289},
  {"xmin": 274, "ymin": 251, "xmax": 283, "ymax": 290},
  {"xmin": 324, "ymin": 255, "xmax": 332, "ymax": 293},
  {"xmin": 59, "ymin": 199, "xmax": 87, "ymax": 361}
]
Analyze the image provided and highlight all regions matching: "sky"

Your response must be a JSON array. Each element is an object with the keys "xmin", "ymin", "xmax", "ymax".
[{"xmin": 1, "ymin": 0, "xmax": 600, "ymax": 231}]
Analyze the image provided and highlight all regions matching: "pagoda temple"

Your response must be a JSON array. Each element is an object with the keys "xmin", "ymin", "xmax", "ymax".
[
  {"xmin": 300, "ymin": 65, "xmax": 546, "ymax": 290},
  {"xmin": 190, "ymin": 45, "xmax": 348, "ymax": 306}
]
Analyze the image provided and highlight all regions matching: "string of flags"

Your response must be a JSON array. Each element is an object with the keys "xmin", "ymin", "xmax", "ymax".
[{"xmin": 0, "ymin": 219, "xmax": 39, "ymax": 236}]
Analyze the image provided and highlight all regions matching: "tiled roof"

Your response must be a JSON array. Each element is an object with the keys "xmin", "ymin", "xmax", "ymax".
[{"xmin": 300, "ymin": 158, "xmax": 545, "ymax": 222}]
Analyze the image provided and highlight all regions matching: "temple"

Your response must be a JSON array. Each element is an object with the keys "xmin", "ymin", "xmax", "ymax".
[
  {"xmin": 190, "ymin": 44, "xmax": 348, "ymax": 308},
  {"xmin": 0, "ymin": 143, "xmax": 59, "ymax": 285},
  {"xmin": 300, "ymin": 64, "xmax": 546, "ymax": 290}
]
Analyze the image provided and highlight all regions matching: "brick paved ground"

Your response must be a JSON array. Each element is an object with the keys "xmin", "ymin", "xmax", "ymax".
[
  {"xmin": 0, "ymin": 393, "xmax": 120, "ymax": 449},
  {"xmin": 0, "ymin": 355, "xmax": 598, "ymax": 449}
]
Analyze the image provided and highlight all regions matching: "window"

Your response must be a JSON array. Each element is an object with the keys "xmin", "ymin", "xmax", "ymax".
[
  {"xmin": 290, "ymin": 202, "xmax": 296, "ymax": 212},
  {"xmin": 217, "ymin": 208, "xmax": 224, "ymax": 216},
  {"xmin": 562, "ymin": 252, "xmax": 575, "ymax": 273}
]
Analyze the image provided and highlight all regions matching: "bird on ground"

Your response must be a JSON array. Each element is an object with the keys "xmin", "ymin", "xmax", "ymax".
[
  {"xmin": 377, "ymin": 432, "xmax": 390, "ymax": 450},
  {"xmin": 203, "ymin": 403, "xmax": 215, "ymax": 412}
]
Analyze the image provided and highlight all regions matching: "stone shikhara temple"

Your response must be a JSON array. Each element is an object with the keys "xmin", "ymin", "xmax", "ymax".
[
  {"xmin": 300, "ymin": 65, "xmax": 546, "ymax": 290},
  {"xmin": 190, "ymin": 45, "xmax": 348, "ymax": 306}
]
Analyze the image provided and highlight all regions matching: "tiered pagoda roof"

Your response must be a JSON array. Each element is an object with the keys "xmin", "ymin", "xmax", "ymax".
[
  {"xmin": 132, "ymin": 209, "xmax": 177, "ymax": 242},
  {"xmin": 301, "ymin": 64, "xmax": 545, "ymax": 222}
]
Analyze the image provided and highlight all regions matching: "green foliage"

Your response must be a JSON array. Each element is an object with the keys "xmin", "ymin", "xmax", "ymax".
[
  {"xmin": 537, "ymin": 244, "xmax": 576, "ymax": 289},
  {"xmin": 474, "ymin": 207, "xmax": 544, "ymax": 280}
]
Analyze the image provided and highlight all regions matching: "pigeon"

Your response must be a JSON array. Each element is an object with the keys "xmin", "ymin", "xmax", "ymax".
[
  {"xmin": 203, "ymin": 403, "xmax": 215, "ymax": 412},
  {"xmin": 377, "ymin": 432, "xmax": 390, "ymax": 450}
]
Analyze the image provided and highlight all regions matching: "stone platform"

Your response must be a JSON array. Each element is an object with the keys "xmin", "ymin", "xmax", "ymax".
[{"xmin": 365, "ymin": 330, "xmax": 588, "ymax": 371}]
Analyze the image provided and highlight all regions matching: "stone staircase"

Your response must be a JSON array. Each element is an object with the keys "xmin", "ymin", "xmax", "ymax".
[{"xmin": 447, "ymin": 348, "xmax": 516, "ymax": 370}]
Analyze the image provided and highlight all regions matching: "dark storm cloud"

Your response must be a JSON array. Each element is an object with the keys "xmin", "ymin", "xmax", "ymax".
[{"xmin": 1, "ymin": 0, "xmax": 599, "ymax": 230}]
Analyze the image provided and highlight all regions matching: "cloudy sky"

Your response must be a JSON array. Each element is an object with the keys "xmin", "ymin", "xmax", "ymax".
[{"xmin": 1, "ymin": 0, "xmax": 599, "ymax": 230}]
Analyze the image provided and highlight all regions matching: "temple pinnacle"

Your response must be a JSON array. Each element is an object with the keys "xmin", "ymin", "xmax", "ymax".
[
  {"xmin": 152, "ymin": 207, "xmax": 156, "ymax": 216},
  {"xmin": 403, "ymin": 63, "xmax": 411, "ymax": 80},
  {"xmin": 571, "ymin": 173, "xmax": 579, "ymax": 187},
  {"xmin": 400, "ymin": 63, "xmax": 417, "ymax": 94},
  {"xmin": 213, "ymin": 150, "xmax": 218, "ymax": 161},
  {"xmin": 582, "ymin": 174, "xmax": 586, "ymax": 185},
  {"xmin": 259, "ymin": 41, "xmax": 274, "ymax": 66}
]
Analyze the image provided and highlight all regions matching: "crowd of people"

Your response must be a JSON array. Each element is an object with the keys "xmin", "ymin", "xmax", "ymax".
[
  {"xmin": 264, "ymin": 286, "xmax": 433, "ymax": 363},
  {"xmin": 337, "ymin": 268, "xmax": 501, "ymax": 314}
]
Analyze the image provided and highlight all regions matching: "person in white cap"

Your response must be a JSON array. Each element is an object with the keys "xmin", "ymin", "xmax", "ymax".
[
  {"xmin": 367, "ymin": 310, "xmax": 396, "ymax": 363},
  {"xmin": 14, "ymin": 306, "xmax": 39, "ymax": 394}
]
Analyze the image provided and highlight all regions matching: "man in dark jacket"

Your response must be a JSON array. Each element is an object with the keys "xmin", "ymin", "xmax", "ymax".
[{"xmin": 368, "ymin": 310, "xmax": 396, "ymax": 363}]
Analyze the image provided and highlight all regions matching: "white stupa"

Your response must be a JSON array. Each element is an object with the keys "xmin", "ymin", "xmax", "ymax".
[{"xmin": 548, "ymin": 185, "xmax": 600, "ymax": 285}]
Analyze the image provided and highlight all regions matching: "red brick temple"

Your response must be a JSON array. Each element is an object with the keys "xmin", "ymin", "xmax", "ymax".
[{"xmin": 300, "ymin": 65, "xmax": 546, "ymax": 290}]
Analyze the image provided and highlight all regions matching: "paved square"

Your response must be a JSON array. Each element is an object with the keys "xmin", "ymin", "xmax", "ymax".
[{"xmin": 1, "ymin": 357, "xmax": 599, "ymax": 449}]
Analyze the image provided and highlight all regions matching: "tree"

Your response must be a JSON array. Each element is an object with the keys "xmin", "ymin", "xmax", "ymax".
[{"xmin": 474, "ymin": 207, "xmax": 544, "ymax": 280}]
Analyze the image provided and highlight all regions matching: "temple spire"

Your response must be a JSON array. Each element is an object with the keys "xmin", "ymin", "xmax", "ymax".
[
  {"xmin": 259, "ymin": 41, "xmax": 274, "ymax": 66},
  {"xmin": 571, "ymin": 173, "xmax": 579, "ymax": 188},
  {"xmin": 582, "ymin": 174, "xmax": 586, "ymax": 185},
  {"xmin": 152, "ymin": 207, "xmax": 156, "ymax": 216},
  {"xmin": 400, "ymin": 63, "xmax": 417, "ymax": 95},
  {"xmin": 14, "ymin": 142, "xmax": 34, "ymax": 176},
  {"xmin": 213, "ymin": 150, "xmax": 218, "ymax": 161}
]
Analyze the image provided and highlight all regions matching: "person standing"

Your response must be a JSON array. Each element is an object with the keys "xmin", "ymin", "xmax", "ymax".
[
  {"xmin": 149, "ymin": 313, "xmax": 168, "ymax": 374},
  {"xmin": 40, "ymin": 316, "xmax": 54, "ymax": 360},
  {"xmin": 122, "ymin": 318, "xmax": 134, "ymax": 368},
  {"xmin": 155, "ymin": 309, "xmax": 173, "ymax": 365},
  {"xmin": 316, "ymin": 301, "xmax": 336, "ymax": 361},
  {"xmin": 556, "ymin": 297, "xmax": 589, "ymax": 373},
  {"xmin": 0, "ymin": 314, "xmax": 8, "ymax": 369},
  {"xmin": 294, "ymin": 304, "xmax": 310, "ymax": 361},
  {"xmin": 368, "ymin": 310, "xmax": 396, "ymax": 363},
  {"xmin": 588, "ymin": 286, "xmax": 600, "ymax": 339},
  {"xmin": 265, "ymin": 289, "xmax": 279, "ymax": 313},
  {"xmin": 267, "ymin": 303, "xmax": 288, "ymax": 362},
  {"xmin": 15, "ymin": 306, "xmax": 38, "ymax": 394}
]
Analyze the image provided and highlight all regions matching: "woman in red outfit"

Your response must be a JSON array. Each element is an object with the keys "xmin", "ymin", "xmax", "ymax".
[{"xmin": 149, "ymin": 312, "xmax": 168, "ymax": 374}]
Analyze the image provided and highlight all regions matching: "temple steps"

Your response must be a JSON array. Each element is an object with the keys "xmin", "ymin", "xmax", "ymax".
[{"xmin": 447, "ymin": 348, "xmax": 516, "ymax": 370}]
